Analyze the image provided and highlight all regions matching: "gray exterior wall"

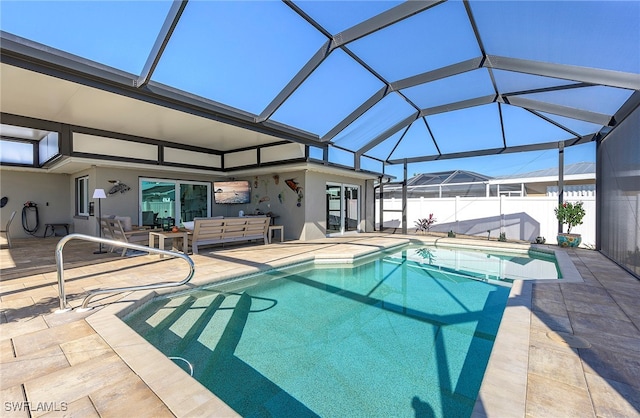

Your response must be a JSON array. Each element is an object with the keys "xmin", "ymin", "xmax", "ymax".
[
  {"xmin": 0, "ymin": 170, "xmax": 71, "ymax": 238},
  {"xmin": 303, "ymin": 171, "xmax": 372, "ymax": 240},
  {"xmin": 1, "ymin": 165, "xmax": 374, "ymax": 242},
  {"xmin": 597, "ymin": 106, "xmax": 640, "ymax": 278}
]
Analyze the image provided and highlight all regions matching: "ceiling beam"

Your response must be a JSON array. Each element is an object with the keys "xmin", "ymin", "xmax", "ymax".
[
  {"xmin": 611, "ymin": 90, "xmax": 640, "ymax": 127},
  {"xmin": 356, "ymin": 112, "xmax": 419, "ymax": 155},
  {"xmin": 485, "ymin": 55, "xmax": 640, "ymax": 91},
  {"xmin": 502, "ymin": 82, "xmax": 593, "ymax": 97},
  {"xmin": 333, "ymin": 0, "xmax": 444, "ymax": 47},
  {"xmin": 504, "ymin": 96, "xmax": 613, "ymax": 126},
  {"xmin": 0, "ymin": 31, "xmax": 133, "ymax": 86},
  {"xmin": 321, "ymin": 86, "xmax": 390, "ymax": 141},
  {"xmin": 136, "ymin": 0, "xmax": 188, "ymax": 88},
  {"xmin": 419, "ymin": 95, "xmax": 496, "ymax": 117},
  {"xmin": 391, "ymin": 57, "xmax": 483, "ymax": 91},
  {"xmin": 526, "ymin": 109, "xmax": 582, "ymax": 138},
  {"xmin": 387, "ymin": 134, "xmax": 596, "ymax": 164},
  {"xmin": 256, "ymin": 40, "xmax": 333, "ymax": 123}
]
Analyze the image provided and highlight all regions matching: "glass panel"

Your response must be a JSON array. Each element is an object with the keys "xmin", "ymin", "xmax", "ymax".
[
  {"xmin": 153, "ymin": 1, "xmax": 326, "ymax": 115},
  {"xmin": 402, "ymin": 69, "xmax": 495, "ymax": 109},
  {"xmin": 0, "ymin": 1, "xmax": 172, "ymax": 74},
  {"xmin": 537, "ymin": 112, "xmax": 603, "ymax": 137},
  {"xmin": 0, "ymin": 140, "xmax": 33, "ymax": 164},
  {"xmin": 308, "ymin": 146, "xmax": 324, "ymax": 160},
  {"xmin": 39, "ymin": 132, "xmax": 59, "ymax": 165},
  {"xmin": 406, "ymin": 149, "xmax": 565, "ymax": 179},
  {"xmin": 470, "ymin": 1, "xmax": 640, "ymax": 73},
  {"xmin": 502, "ymin": 105, "xmax": 574, "ymax": 147},
  {"xmin": 492, "ymin": 70, "xmax": 575, "ymax": 94},
  {"xmin": 360, "ymin": 156, "xmax": 384, "ymax": 174},
  {"xmin": 328, "ymin": 147, "xmax": 354, "ymax": 167},
  {"xmin": 564, "ymin": 142, "xmax": 595, "ymax": 171},
  {"xmin": 141, "ymin": 180, "xmax": 175, "ymax": 228},
  {"xmin": 332, "ymin": 93, "xmax": 416, "ymax": 151},
  {"xmin": 326, "ymin": 184, "xmax": 342, "ymax": 233},
  {"xmin": 427, "ymin": 104, "xmax": 504, "ymax": 154},
  {"xmin": 364, "ymin": 129, "xmax": 404, "ymax": 161},
  {"xmin": 179, "ymin": 184, "xmax": 209, "ymax": 223},
  {"xmin": 344, "ymin": 186, "xmax": 360, "ymax": 232},
  {"xmin": 519, "ymin": 86, "xmax": 633, "ymax": 115},
  {"xmin": 294, "ymin": 1, "xmax": 402, "ymax": 34},
  {"xmin": 390, "ymin": 120, "xmax": 438, "ymax": 159},
  {"xmin": 0, "ymin": 124, "xmax": 49, "ymax": 141},
  {"xmin": 271, "ymin": 50, "xmax": 384, "ymax": 136},
  {"xmin": 347, "ymin": 2, "xmax": 480, "ymax": 81}
]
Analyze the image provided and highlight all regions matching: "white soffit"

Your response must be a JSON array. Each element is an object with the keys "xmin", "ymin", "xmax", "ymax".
[{"xmin": 0, "ymin": 63, "xmax": 286, "ymax": 151}]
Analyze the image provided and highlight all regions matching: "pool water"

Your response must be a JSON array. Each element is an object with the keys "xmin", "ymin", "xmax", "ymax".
[{"xmin": 124, "ymin": 245, "xmax": 538, "ymax": 417}]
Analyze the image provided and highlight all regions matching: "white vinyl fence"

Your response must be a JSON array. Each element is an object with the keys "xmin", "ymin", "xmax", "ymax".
[{"xmin": 376, "ymin": 196, "xmax": 596, "ymax": 247}]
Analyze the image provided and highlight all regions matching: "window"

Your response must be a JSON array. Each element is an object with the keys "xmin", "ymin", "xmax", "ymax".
[
  {"xmin": 76, "ymin": 176, "xmax": 89, "ymax": 216},
  {"xmin": 0, "ymin": 139, "xmax": 33, "ymax": 165},
  {"xmin": 140, "ymin": 178, "xmax": 211, "ymax": 227}
]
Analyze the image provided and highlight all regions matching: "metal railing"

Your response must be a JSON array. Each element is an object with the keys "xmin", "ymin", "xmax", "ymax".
[{"xmin": 55, "ymin": 234, "xmax": 195, "ymax": 312}]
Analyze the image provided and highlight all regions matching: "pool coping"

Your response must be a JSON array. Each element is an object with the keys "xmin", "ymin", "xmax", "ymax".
[{"xmin": 84, "ymin": 237, "xmax": 583, "ymax": 417}]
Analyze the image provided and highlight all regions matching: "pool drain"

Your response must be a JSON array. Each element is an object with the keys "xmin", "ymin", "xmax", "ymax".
[{"xmin": 546, "ymin": 331, "xmax": 591, "ymax": 348}]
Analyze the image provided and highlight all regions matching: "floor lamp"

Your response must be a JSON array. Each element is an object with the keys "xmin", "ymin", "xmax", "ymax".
[{"xmin": 93, "ymin": 188, "xmax": 107, "ymax": 254}]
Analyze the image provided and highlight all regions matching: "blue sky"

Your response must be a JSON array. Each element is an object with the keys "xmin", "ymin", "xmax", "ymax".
[{"xmin": 1, "ymin": 1, "xmax": 635, "ymax": 178}]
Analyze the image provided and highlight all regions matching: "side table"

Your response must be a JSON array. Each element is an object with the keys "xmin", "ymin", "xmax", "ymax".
[{"xmin": 149, "ymin": 231, "xmax": 189, "ymax": 258}]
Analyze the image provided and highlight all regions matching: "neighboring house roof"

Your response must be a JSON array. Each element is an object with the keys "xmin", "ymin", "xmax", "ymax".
[
  {"xmin": 382, "ymin": 163, "xmax": 595, "ymax": 195},
  {"xmin": 494, "ymin": 162, "xmax": 595, "ymax": 180},
  {"xmin": 407, "ymin": 170, "xmax": 493, "ymax": 187}
]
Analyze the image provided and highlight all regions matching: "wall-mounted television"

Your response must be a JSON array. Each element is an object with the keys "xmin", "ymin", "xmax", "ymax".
[{"xmin": 213, "ymin": 180, "xmax": 251, "ymax": 204}]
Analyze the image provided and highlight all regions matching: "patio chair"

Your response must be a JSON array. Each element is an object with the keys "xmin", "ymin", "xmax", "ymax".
[
  {"xmin": 102, "ymin": 217, "xmax": 150, "ymax": 257},
  {"xmin": 1, "ymin": 210, "xmax": 17, "ymax": 248}
]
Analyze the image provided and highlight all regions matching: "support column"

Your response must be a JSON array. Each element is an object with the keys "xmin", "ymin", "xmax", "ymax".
[
  {"xmin": 402, "ymin": 160, "xmax": 407, "ymax": 235},
  {"xmin": 379, "ymin": 176, "xmax": 384, "ymax": 233},
  {"xmin": 558, "ymin": 142, "xmax": 565, "ymax": 234}
]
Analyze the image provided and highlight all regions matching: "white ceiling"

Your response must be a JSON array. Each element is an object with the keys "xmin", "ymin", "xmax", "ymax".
[{"xmin": 0, "ymin": 63, "xmax": 285, "ymax": 152}]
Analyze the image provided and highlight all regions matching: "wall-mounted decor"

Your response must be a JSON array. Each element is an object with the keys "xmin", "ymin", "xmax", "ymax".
[
  {"xmin": 213, "ymin": 180, "xmax": 251, "ymax": 204},
  {"xmin": 285, "ymin": 178, "xmax": 304, "ymax": 207},
  {"xmin": 107, "ymin": 180, "xmax": 130, "ymax": 195}
]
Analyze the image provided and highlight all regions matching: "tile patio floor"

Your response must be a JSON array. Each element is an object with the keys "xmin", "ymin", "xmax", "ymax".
[{"xmin": 0, "ymin": 234, "xmax": 638, "ymax": 417}]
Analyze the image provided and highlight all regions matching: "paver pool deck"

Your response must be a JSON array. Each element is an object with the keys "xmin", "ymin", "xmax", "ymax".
[{"xmin": 1, "ymin": 233, "xmax": 638, "ymax": 417}]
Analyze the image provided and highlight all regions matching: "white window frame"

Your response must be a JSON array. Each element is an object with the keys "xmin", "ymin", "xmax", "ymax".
[
  {"xmin": 326, "ymin": 182, "xmax": 361, "ymax": 236},
  {"xmin": 76, "ymin": 176, "xmax": 89, "ymax": 216}
]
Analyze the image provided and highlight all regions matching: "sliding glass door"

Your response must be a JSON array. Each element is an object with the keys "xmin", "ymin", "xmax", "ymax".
[
  {"xmin": 140, "ymin": 178, "xmax": 211, "ymax": 227},
  {"xmin": 326, "ymin": 183, "xmax": 360, "ymax": 235},
  {"xmin": 326, "ymin": 184, "xmax": 342, "ymax": 234}
]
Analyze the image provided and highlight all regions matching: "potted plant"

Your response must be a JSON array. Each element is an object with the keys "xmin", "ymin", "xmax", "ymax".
[
  {"xmin": 415, "ymin": 214, "xmax": 436, "ymax": 234},
  {"xmin": 554, "ymin": 201, "xmax": 585, "ymax": 247}
]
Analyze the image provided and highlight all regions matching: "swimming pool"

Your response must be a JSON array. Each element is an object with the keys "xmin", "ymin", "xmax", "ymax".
[{"xmin": 125, "ymin": 245, "xmax": 552, "ymax": 417}]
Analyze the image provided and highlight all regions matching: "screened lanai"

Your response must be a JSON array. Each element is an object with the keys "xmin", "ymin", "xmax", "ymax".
[{"xmin": 0, "ymin": 0, "xmax": 639, "ymax": 276}]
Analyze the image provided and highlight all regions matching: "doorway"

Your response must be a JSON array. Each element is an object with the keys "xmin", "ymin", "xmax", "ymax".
[
  {"xmin": 140, "ymin": 178, "xmax": 211, "ymax": 227},
  {"xmin": 326, "ymin": 183, "xmax": 360, "ymax": 236}
]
